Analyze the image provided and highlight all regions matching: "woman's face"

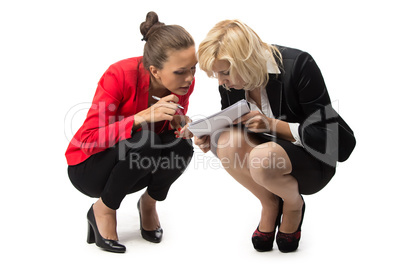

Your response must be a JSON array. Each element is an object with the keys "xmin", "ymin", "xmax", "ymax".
[
  {"xmin": 151, "ymin": 46, "xmax": 197, "ymax": 95},
  {"xmin": 212, "ymin": 60, "xmax": 245, "ymax": 90}
]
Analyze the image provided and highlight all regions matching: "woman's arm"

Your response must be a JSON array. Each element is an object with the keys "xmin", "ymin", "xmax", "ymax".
[
  {"xmin": 78, "ymin": 64, "xmax": 179, "ymax": 156},
  {"xmin": 78, "ymin": 65, "xmax": 135, "ymax": 156},
  {"xmin": 292, "ymin": 52, "xmax": 355, "ymax": 162},
  {"xmin": 233, "ymin": 111, "xmax": 296, "ymax": 142},
  {"xmin": 267, "ymin": 117, "xmax": 296, "ymax": 142}
]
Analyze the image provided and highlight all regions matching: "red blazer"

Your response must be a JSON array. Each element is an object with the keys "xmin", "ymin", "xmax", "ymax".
[{"xmin": 65, "ymin": 57, "xmax": 195, "ymax": 166}]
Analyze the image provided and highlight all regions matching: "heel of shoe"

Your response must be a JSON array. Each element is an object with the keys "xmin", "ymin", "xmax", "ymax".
[
  {"xmin": 87, "ymin": 204, "xmax": 126, "ymax": 253},
  {"xmin": 87, "ymin": 222, "xmax": 95, "ymax": 244}
]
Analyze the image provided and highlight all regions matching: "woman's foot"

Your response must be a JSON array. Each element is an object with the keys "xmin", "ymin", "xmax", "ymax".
[
  {"xmin": 138, "ymin": 192, "xmax": 163, "ymax": 243},
  {"xmin": 252, "ymin": 196, "xmax": 283, "ymax": 252},
  {"xmin": 279, "ymin": 195, "xmax": 304, "ymax": 234},
  {"xmin": 92, "ymin": 198, "xmax": 118, "ymax": 241},
  {"xmin": 258, "ymin": 195, "xmax": 282, "ymax": 233},
  {"xmin": 139, "ymin": 192, "xmax": 161, "ymax": 231},
  {"xmin": 276, "ymin": 195, "xmax": 305, "ymax": 253}
]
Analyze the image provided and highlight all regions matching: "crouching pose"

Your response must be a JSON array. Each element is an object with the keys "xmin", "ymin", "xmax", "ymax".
[{"xmin": 195, "ymin": 19, "xmax": 356, "ymax": 252}]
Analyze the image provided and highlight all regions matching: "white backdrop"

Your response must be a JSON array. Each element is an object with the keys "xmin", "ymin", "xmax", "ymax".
[{"xmin": 1, "ymin": 0, "xmax": 401, "ymax": 267}]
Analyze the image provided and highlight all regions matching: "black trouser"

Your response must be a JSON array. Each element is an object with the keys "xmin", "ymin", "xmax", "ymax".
[{"xmin": 68, "ymin": 130, "xmax": 194, "ymax": 210}]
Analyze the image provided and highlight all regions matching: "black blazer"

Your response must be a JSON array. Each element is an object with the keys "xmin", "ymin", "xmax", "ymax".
[{"xmin": 219, "ymin": 45, "xmax": 356, "ymax": 165}]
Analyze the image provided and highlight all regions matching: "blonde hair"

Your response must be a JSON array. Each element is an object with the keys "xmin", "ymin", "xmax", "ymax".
[{"xmin": 198, "ymin": 19, "xmax": 282, "ymax": 90}]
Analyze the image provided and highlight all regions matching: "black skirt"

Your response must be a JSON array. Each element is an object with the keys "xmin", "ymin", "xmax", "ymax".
[{"xmin": 251, "ymin": 131, "xmax": 336, "ymax": 195}]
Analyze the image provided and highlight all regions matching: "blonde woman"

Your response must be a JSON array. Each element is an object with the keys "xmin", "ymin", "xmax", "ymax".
[{"xmin": 195, "ymin": 20, "xmax": 355, "ymax": 252}]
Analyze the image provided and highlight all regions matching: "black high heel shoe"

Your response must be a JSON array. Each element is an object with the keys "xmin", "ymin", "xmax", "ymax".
[
  {"xmin": 87, "ymin": 205, "xmax": 126, "ymax": 253},
  {"xmin": 252, "ymin": 198, "xmax": 283, "ymax": 252},
  {"xmin": 276, "ymin": 196, "xmax": 305, "ymax": 253},
  {"xmin": 137, "ymin": 199, "xmax": 163, "ymax": 243}
]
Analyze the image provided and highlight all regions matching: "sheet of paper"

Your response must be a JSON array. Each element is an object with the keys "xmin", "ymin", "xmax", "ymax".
[{"xmin": 188, "ymin": 100, "xmax": 250, "ymax": 137}]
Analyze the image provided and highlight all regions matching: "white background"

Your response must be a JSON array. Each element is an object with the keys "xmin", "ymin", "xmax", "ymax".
[{"xmin": 1, "ymin": 0, "xmax": 401, "ymax": 267}]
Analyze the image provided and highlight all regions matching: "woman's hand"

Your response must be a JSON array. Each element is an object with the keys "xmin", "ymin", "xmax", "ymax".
[
  {"xmin": 134, "ymin": 95, "xmax": 181, "ymax": 125},
  {"xmin": 171, "ymin": 115, "xmax": 193, "ymax": 139},
  {"xmin": 233, "ymin": 111, "xmax": 272, "ymax": 133},
  {"xmin": 194, "ymin": 135, "xmax": 211, "ymax": 153}
]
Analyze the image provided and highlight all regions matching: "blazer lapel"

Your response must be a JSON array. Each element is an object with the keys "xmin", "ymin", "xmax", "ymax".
[{"xmin": 266, "ymin": 74, "xmax": 283, "ymax": 119}]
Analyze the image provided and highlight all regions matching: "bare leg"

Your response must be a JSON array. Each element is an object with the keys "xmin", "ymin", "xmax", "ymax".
[
  {"xmin": 92, "ymin": 197, "xmax": 118, "ymax": 240},
  {"xmin": 216, "ymin": 129, "xmax": 280, "ymax": 232},
  {"xmin": 249, "ymin": 142, "xmax": 304, "ymax": 233},
  {"xmin": 139, "ymin": 190, "xmax": 161, "ymax": 231}
]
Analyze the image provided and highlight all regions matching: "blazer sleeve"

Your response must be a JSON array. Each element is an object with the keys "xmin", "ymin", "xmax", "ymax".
[
  {"xmin": 293, "ymin": 52, "xmax": 356, "ymax": 163},
  {"xmin": 77, "ymin": 63, "xmax": 135, "ymax": 156}
]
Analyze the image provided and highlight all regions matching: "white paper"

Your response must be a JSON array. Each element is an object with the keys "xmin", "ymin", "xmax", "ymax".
[{"xmin": 188, "ymin": 100, "xmax": 250, "ymax": 137}]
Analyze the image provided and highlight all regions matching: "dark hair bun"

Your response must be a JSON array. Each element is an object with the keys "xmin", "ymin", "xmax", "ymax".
[{"xmin": 140, "ymin": 11, "xmax": 165, "ymax": 41}]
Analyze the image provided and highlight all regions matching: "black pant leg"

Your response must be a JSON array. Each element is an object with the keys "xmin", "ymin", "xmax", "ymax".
[
  {"xmin": 146, "ymin": 130, "xmax": 194, "ymax": 201},
  {"xmin": 68, "ymin": 130, "xmax": 162, "ymax": 209},
  {"xmin": 100, "ymin": 130, "xmax": 163, "ymax": 209}
]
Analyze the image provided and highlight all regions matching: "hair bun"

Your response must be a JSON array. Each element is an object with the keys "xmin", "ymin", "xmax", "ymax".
[{"xmin": 140, "ymin": 11, "xmax": 165, "ymax": 41}]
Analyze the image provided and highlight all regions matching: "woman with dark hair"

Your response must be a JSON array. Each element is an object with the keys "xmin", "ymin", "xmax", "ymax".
[
  {"xmin": 196, "ymin": 19, "xmax": 355, "ymax": 253},
  {"xmin": 65, "ymin": 11, "xmax": 197, "ymax": 253}
]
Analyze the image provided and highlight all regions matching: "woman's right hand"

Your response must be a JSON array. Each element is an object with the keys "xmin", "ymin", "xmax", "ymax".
[
  {"xmin": 194, "ymin": 135, "xmax": 211, "ymax": 153},
  {"xmin": 134, "ymin": 95, "xmax": 181, "ymax": 125}
]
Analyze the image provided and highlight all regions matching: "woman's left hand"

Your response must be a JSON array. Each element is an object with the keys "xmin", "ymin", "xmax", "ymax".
[
  {"xmin": 233, "ymin": 111, "xmax": 272, "ymax": 133},
  {"xmin": 171, "ymin": 115, "xmax": 193, "ymax": 139}
]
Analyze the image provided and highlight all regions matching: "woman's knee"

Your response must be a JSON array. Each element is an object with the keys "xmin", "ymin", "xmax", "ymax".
[
  {"xmin": 124, "ymin": 130, "xmax": 162, "ymax": 157},
  {"xmin": 169, "ymin": 138, "xmax": 194, "ymax": 171},
  {"xmin": 172, "ymin": 138, "xmax": 194, "ymax": 158},
  {"xmin": 216, "ymin": 130, "xmax": 231, "ymax": 159},
  {"xmin": 249, "ymin": 143, "xmax": 292, "ymax": 182},
  {"xmin": 216, "ymin": 128, "xmax": 251, "ymax": 161}
]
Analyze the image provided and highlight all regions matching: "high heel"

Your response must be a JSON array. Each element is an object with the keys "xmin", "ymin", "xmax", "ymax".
[
  {"xmin": 87, "ymin": 205, "xmax": 126, "ymax": 253},
  {"xmin": 137, "ymin": 199, "xmax": 163, "ymax": 243},
  {"xmin": 87, "ymin": 222, "xmax": 95, "ymax": 244},
  {"xmin": 252, "ymin": 198, "xmax": 283, "ymax": 252},
  {"xmin": 276, "ymin": 196, "xmax": 305, "ymax": 253}
]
